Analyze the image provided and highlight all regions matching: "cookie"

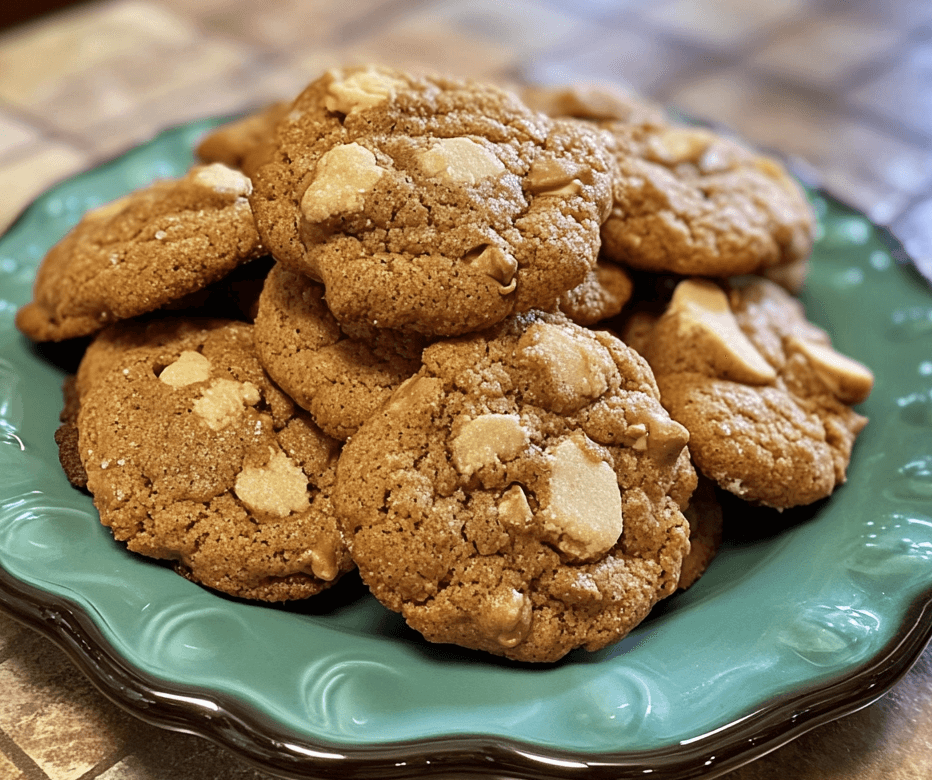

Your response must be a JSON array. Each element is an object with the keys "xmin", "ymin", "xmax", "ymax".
[
  {"xmin": 55, "ymin": 375, "xmax": 87, "ymax": 490},
  {"xmin": 77, "ymin": 319, "xmax": 353, "ymax": 601},
  {"xmin": 249, "ymin": 65, "xmax": 615, "ymax": 336},
  {"xmin": 196, "ymin": 100, "xmax": 290, "ymax": 175},
  {"xmin": 15, "ymin": 163, "xmax": 264, "ymax": 342},
  {"xmin": 254, "ymin": 262, "xmax": 425, "ymax": 440},
  {"xmin": 621, "ymin": 277, "xmax": 873, "ymax": 509},
  {"xmin": 677, "ymin": 475, "xmax": 723, "ymax": 590},
  {"xmin": 527, "ymin": 83, "xmax": 815, "ymax": 279},
  {"xmin": 557, "ymin": 259, "xmax": 633, "ymax": 326},
  {"xmin": 334, "ymin": 310, "xmax": 696, "ymax": 662}
]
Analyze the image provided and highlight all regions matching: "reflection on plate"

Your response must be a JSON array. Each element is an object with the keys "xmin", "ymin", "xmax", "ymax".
[{"xmin": 1, "ymin": 119, "xmax": 931, "ymax": 780}]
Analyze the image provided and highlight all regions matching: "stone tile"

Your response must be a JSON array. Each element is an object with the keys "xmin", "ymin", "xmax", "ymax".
[
  {"xmin": 337, "ymin": 17, "xmax": 516, "ymax": 80},
  {"xmin": 0, "ymin": 627, "xmax": 132, "ymax": 780},
  {"xmin": 0, "ymin": 1, "xmax": 253, "ymax": 142},
  {"xmin": 0, "ymin": 750, "xmax": 27, "ymax": 780},
  {"xmin": 521, "ymin": 23, "xmax": 720, "ymax": 97},
  {"xmin": 0, "ymin": 112, "xmax": 37, "ymax": 160},
  {"xmin": 413, "ymin": 0, "xmax": 597, "ymax": 57},
  {"xmin": 0, "ymin": 610, "xmax": 29, "ymax": 658},
  {"xmin": 638, "ymin": 0, "xmax": 810, "ymax": 50},
  {"xmin": 0, "ymin": 141, "xmax": 89, "ymax": 234},
  {"xmin": 751, "ymin": 12, "xmax": 903, "ymax": 89},
  {"xmin": 160, "ymin": 0, "xmax": 403, "ymax": 50},
  {"xmin": 849, "ymin": 42, "xmax": 932, "ymax": 138}
]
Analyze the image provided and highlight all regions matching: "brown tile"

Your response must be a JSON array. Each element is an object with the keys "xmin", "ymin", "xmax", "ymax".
[
  {"xmin": 751, "ymin": 12, "xmax": 903, "ymax": 89},
  {"xmin": 0, "ymin": 112, "xmax": 37, "ymax": 160},
  {"xmin": 0, "ymin": 628, "xmax": 132, "ymax": 780},
  {"xmin": 521, "ymin": 24, "xmax": 719, "ymax": 97},
  {"xmin": 0, "ymin": 611, "xmax": 29, "ymax": 658},
  {"xmin": 849, "ymin": 42, "xmax": 932, "ymax": 138},
  {"xmin": 0, "ymin": 748, "xmax": 28, "ymax": 780},
  {"xmin": 0, "ymin": 141, "xmax": 89, "ymax": 234},
  {"xmin": 160, "ymin": 0, "xmax": 403, "ymax": 50},
  {"xmin": 638, "ymin": 0, "xmax": 811, "ymax": 50}
]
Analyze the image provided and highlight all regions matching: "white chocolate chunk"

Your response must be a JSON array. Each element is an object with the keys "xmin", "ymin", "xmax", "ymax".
[
  {"xmin": 193, "ymin": 378, "xmax": 261, "ymax": 431},
  {"xmin": 301, "ymin": 143, "xmax": 384, "ymax": 223},
  {"xmin": 520, "ymin": 322, "xmax": 612, "ymax": 403},
  {"xmin": 451, "ymin": 414, "xmax": 528, "ymax": 477},
  {"xmin": 542, "ymin": 435, "xmax": 622, "ymax": 561},
  {"xmin": 787, "ymin": 336, "xmax": 874, "ymax": 404},
  {"xmin": 325, "ymin": 67, "xmax": 404, "ymax": 116},
  {"xmin": 466, "ymin": 245, "xmax": 518, "ymax": 292},
  {"xmin": 649, "ymin": 127, "xmax": 715, "ymax": 165},
  {"xmin": 193, "ymin": 163, "xmax": 252, "ymax": 196},
  {"xmin": 309, "ymin": 545, "xmax": 339, "ymax": 581},
  {"xmin": 479, "ymin": 588, "xmax": 532, "ymax": 649},
  {"xmin": 526, "ymin": 157, "xmax": 583, "ymax": 196},
  {"xmin": 497, "ymin": 484, "xmax": 533, "ymax": 530},
  {"xmin": 235, "ymin": 450, "xmax": 310, "ymax": 518},
  {"xmin": 417, "ymin": 137, "xmax": 505, "ymax": 184},
  {"xmin": 669, "ymin": 279, "xmax": 777, "ymax": 384},
  {"xmin": 158, "ymin": 351, "xmax": 211, "ymax": 388}
]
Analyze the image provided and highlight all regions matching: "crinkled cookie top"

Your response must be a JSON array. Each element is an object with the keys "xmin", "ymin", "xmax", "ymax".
[
  {"xmin": 334, "ymin": 309, "xmax": 695, "ymax": 662},
  {"xmin": 249, "ymin": 66, "xmax": 615, "ymax": 336}
]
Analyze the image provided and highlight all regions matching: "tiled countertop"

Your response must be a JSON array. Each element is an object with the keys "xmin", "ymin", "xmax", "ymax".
[{"xmin": 1, "ymin": 1, "xmax": 931, "ymax": 778}]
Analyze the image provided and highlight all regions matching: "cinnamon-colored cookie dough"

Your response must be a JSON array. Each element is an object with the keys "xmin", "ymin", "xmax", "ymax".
[
  {"xmin": 77, "ymin": 319, "xmax": 353, "ymax": 601},
  {"xmin": 15, "ymin": 163, "xmax": 264, "ymax": 342},
  {"xmin": 334, "ymin": 310, "xmax": 695, "ymax": 662},
  {"xmin": 678, "ymin": 475, "xmax": 723, "ymax": 590},
  {"xmin": 557, "ymin": 260, "xmax": 633, "ymax": 326},
  {"xmin": 621, "ymin": 277, "xmax": 873, "ymax": 509},
  {"xmin": 526, "ymin": 83, "xmax": 815, "ymax": 280},
  {"xmin": 196, "ymin": 100, "xmax": 290, "ymax": 175},
  {"xmin": 249, "ymin": 66, "xmax": 615, "ymax": 337},
  {"xmin": 254, "ymin": 262, "xmax": 425, "ymax": 440}
]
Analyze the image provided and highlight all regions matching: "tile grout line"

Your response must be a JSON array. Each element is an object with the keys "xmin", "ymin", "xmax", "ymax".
[{"xmin": 0, "ymin": 725, "xmax": 51, "ymax": 780}]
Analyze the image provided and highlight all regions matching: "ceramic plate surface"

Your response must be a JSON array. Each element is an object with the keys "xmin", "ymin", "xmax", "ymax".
[{"xmin": 1, "ymin": 119, "xmax": 931, "ymax": 780}]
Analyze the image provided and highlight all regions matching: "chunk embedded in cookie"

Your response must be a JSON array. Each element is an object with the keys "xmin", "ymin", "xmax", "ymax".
[
  {"xmin": 249, "ymin": 66, "xmax": 615, "ymax": 337},
  {"xmin": 77, "ymin": 319, "xmax": 353, "ymax": 601},
  {"xmin": 333, "ymin": 310, "xmax": 695, "ymax": 662}
]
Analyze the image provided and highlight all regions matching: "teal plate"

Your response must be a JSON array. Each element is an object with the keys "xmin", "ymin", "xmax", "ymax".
[{"xmin": 1, "ymin": 119, "xmax": 932, "ymax": 780}]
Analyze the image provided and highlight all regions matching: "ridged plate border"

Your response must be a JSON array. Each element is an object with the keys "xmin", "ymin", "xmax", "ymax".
[{"xmin": 1, "ymin": 118, "xmax": 931, "ymax": 780}]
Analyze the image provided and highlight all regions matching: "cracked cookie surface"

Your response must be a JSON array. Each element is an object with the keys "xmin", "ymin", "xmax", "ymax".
[
  {"xmin": 254, "ymin": 262, "xmax": 426, "ymax": 440},
  {"xmin": 16, "ymin": 163, "xmax": 264, "ymax": 342},
  {"xmin": 334, "ymin": 310, "xmax": 695, "ymax": 662},
  {"xmin": 621, "ymin": 277, "xmax": 873, "ymax": 509},
  {"xmin": 77, "ymin": 319, "xmax": 353, "ymax": 601},
  {"xmin": 249, "ymin": 66, "xmax": 615, "ymax": 337}
]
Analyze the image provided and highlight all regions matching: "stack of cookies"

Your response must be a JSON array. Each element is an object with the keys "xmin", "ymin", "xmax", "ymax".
[{"xmin": 15, "ymin": 65, "xmax": 874, "ymax": 663}]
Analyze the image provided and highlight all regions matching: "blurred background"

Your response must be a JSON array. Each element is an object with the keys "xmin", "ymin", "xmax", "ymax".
[{"xmin": 0, "ymin": 1, "xmax": 931, "ymax": 779}]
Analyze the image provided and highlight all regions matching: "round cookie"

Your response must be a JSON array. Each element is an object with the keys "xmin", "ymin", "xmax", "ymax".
[
  {"xmin": 677, "ymin": 475, "xmax": 723, "ymax": 591},
  {"xmin": 254, "ymin": 262, "xmax": 426, "ymax": 440},
  {"xmin": 196, "ymin": 100, "xmax": 290, "ymax": 176},
  {"xmin": 78, "ymin": 319, "xmax": 353, "ymax": 601},
  {"xmin": 557, "ymin": 259, "xmax": 633, "ymax": 326},
  {"xmin": 526, "ymin": 83, "xmax": 815, "ymax": 279},
  {"xmin": 15, "ymin": 163, "xmax": 264, "ymax": 342},
  {"xmin": 249, "ymin": 65, "xmax": 615, "ymax": 337},
  {"xmin": 334, "ymin": 310, "xmax": 696, "ymax": 662},
  {"xmin": 621, "ymin": 277, "xmax": 873, "ymax": 509}
]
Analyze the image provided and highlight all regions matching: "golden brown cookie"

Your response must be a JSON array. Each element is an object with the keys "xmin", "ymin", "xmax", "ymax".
[
  {"xmin": 677, "ymin": 475, "xmax": 723, "ymax": 590},
  {"xmin": 334, "ymin": 310, "xmax": 696, "ymax": 662},
  {"xmin": 55, "ymin": 375, "xmax": 87, "ymax": 490},
  {"xmin": 620, "ymin": 277, "xmax": 873, "ymax": 509},
  {"xmin": 526, "ymin": 83, "xmax": 815, "ymax": 279},
  {"xmin": 557, "ymin": 259, "xmax": 633, "ymax": 326},
  {"xmin": 77, "ymin": 319, "xmax": 353, "ymax": 601},
  {"xmin": 196, "ymin": 101, "xmax": 290, "ymax": 175},
  {"xmin": 249, "ymin": 65, "xmax": 615, "ymax": 337},
  {"xmin": 254, "ymin": 262, "xmax": 426, "ymax": 441},
  {"xmin": 15, "ymin": 163, "xmax": 264, "ymax": 342}
]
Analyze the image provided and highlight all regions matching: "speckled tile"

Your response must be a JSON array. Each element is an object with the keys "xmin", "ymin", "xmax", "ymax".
[
  {"xmin": 0, "ymin": 141, "xmax": 90, "ymax": 234},
  {"xmin": 638, "ymin": 0, "xmax": 811, "ymax": 49},
  {"xmin": 520, "ymin": 22, "xmax": 722, "ymax": 97},
  {"xmin": 849, "ymin": 41, "xmax": 932, "ymax": 138},
  {"xmin": 0, "ymin": 628, "xmax": 131, "ymax": 780},
  {"xmin": 0, "ymin": 611, "xmax": 29, "ymax": 659},
  {"xmin": 751, "ymin": 12, "xmax": 903, "ymax": 88},
  {"xmin": 160, "ymin": 0, "xmax": 406, "ymax": 51},
  {"xmin": 0, "ymin": 747, "xmax": 28, "ymax": 780}
]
